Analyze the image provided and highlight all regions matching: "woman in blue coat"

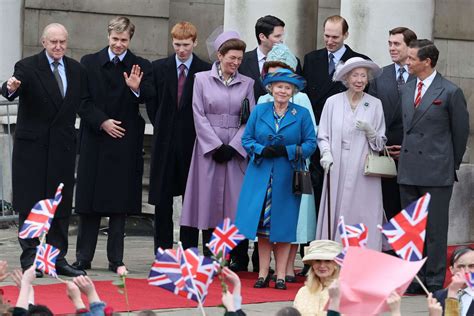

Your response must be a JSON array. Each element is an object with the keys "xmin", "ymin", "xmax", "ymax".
[{"xmin": 235, "ymin": 69, "xmax": 316, "ymax": 290}]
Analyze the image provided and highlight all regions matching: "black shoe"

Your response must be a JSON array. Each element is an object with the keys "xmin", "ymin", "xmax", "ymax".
[
  {"xmin": 285, "ymin": 275, "xmax": 297, "ymax": 283},
  {"xmin": 275, "ymin": 279, "xmax": 287, "ymax": 290},
  {"xmin": 404, "ymin": 282, "xmax": 424, "ymax": 295},
  {"xmin": 229, "ymin": 262, "xmax": 248, "ymax": 272},
  {"xmin": 108, "ymin": 262, "xmax": 126, "ymax": 273},
  {"xmin": 72, "ymin": 261, "xmax": 91, "ymax": 270},
  {"xmin": 254, "ymin": 275, "xmax": 271, "ymax": 288},
  {"xmin": 297, "ymin": 265, "xmax": 309, "ymax": 276},
  {"xmin": 56, "ymin": 263, "xmax": 86, "ymax": 277}
]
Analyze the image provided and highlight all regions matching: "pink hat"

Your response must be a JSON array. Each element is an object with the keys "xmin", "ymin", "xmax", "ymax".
[{"xmin": 213, "ymin": 30, "xmax": 241, "ymax": 52}]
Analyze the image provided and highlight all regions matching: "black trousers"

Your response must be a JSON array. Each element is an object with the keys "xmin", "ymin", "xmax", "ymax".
[
  {"xmin": 180, "ymin": 226, "xmax": 213, "ymax": 257},
  {"xmin": 18, "ymin": 214, "xmax": 69, "ymax": 269},
  {"xmin": 75, "ymin": 214, "xmax": 126, "ymax": 264},
  {"xmin": 399, "ymin": 184, "xmax": 453, "ymax": 288}
]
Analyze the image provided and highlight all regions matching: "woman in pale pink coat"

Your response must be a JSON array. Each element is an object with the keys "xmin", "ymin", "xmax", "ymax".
[
  {"xmin": 316, "ymin": 57, "xmax": 386, "ymax": 250},
  {"xmin": 180, "ymin": 31, "xmax": 255, "ymax": 252}
]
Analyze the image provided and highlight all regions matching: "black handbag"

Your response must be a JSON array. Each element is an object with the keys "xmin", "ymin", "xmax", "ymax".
[
  {"xmin": 239, "ymin": 98, "xmax": 250, "ymax": 127},
  {"xmin": 292, "ymin": 146, "xmax": 313, "ymax": 195}
]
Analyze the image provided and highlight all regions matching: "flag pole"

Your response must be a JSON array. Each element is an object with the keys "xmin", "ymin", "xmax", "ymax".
[
  {"xmin": 414, "ymin": 275, "xmax": 430, "ymax": 295},
  {"xmin": 178, "ymin": 242, "xmax": 206, "ymax": 316},
  {"xmin": 33, "ymin": 232, "xmax": 47, "ymax": 267}
]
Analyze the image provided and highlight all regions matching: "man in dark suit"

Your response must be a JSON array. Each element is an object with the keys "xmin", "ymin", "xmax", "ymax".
[
  {"xmin": 398, "ymin": 39, "xmax": 469, "ymax": 294},
  {"xmin": 301, "ymin": 15, "xmax": 370, "ymax": 275},
  {"xmin": 146, "ymin": 22, "xmax": 211, "ymax": 254},
  {"xmin": 1, "ymin": 23, "xmax": 86, "ymax": 277},
  {"xmin": 72, "ymin": 16, "xmax": 155, "ymax": 273},
  {"xmin": 368, "ymin": 27, "xmax": 417, "ymax": 220}
]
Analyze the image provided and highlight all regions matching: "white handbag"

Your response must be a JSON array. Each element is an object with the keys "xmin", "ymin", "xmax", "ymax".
[{"xmin": 364, "ymin": 146, "xmax": 397, "ymax": 178}]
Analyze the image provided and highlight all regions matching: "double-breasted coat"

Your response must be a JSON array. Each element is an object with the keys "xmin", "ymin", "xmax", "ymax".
[
  {"xmin": 180, "ymin": 63, "xmax": 255, "ymax": 229},
  {"xmin": 1, "ymin": 51, "xmax": 86, "ymax": 219},
  {"xmin": 75, "ymin": 47, "xmax": 155, "ymax": 215},
  {"xmin": 235, "ymin": 102, "xmax": 317, "ymax": 243},
  {"xmin": 146, "ymin": 54, "xmax": 211, "ymax": 204}
]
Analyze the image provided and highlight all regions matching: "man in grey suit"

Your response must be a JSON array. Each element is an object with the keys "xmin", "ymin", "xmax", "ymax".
[
  {"xmin": 368, "ymin": 27, "xmax": 417, "ymax": 220},
  {"xmin": 398, "ymin": 39, "xmax": 469, "ymax": 294}
]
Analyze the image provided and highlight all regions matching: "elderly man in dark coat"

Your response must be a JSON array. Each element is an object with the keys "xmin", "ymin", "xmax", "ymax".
[
  {"xmin": 146, "ymin": 22, "xmax": 211, "ymax": 253},
  {"xmin": 72, "ymin": 16, "xmax": 154, "ymax": 273},
  {"xmin": 1, "ymin": 23, "xmax": 87, "ymax": 277}
]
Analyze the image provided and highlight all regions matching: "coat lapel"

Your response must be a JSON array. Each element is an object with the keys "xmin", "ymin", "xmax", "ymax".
[
  {"xmin": 35, "ymin": 51, "xmax": 62, "ymax": 109},
  {"xmin": 277, "ymin": 103, "xmax": 297, "ymax": 132},
  {"xmin": 166, "ymin": 55, "xmax": 178, "ymax": 108},
  {"xmin": 260, "ymin": 105, "xmax": 277, "ymax": 132},
  {"xmin": 51, "ymin": 57, "xmax": 76, "ymax": 124},
  {"xmin": 409, "ymin": 73, "xmax": 444, "ymax": 130}
]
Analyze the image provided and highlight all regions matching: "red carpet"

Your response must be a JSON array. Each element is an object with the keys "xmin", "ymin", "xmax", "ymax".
[{"xmin": 1, "ymin": 272, "xmax": 304, "ymax": 314}]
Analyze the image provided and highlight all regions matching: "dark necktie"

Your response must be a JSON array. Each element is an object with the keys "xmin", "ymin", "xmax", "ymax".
[
  {"xmin": 414, "ymin": 81, "xmax": 423, "ymax": 108},
  {"xmin": 328, "ymin": 53, "xmax": 335, "ymax": 75},
  {"xmin": 177, "ymin": 64, "xmax": 187, "ymax": 108},
  {"xmin": 397, "ymin": 67, "xmax": 406, "ymax": 89},
  {"xmin": 261, "ymin": 56, "xmax": 267, "ymax": 78},
  {"xmin": 52, "ymin": 61, "xmax": 64, "ymax": 98},
  {"xmin": 113, "ymin": 56, "xmax": 120, "ymax": 65}
]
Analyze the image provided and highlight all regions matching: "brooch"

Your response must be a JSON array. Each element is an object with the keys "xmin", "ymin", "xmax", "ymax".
[
  {"xmin": 291, "ymin": 108, "xmax": 297, "ymax": 116},
  {"xmin": 364, "ymin": 102, "xmax": 369, "ymax": 107}
]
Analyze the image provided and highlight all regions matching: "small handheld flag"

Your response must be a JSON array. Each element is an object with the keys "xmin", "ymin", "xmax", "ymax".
[
  {"xmin": 35, "ymin": 243, "xmax": 59, "ymax": 277},
  {"xmin": 207, "ymin": 217, "xmax": 245, "ymax": 259}
]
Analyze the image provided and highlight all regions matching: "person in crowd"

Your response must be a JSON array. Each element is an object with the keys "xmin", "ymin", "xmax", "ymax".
[
  {"xmin": 235, "ymin": 68, "xmax": 316, "ymax": 290},
  {"xmin": 179, "ymin": 31, "xmax": 255, "ymax": 253},
  {"xmin": 399, "ymin": 39, "xmax": 469, "ymax": 294},
  {"xmin": 146, "ymin": 21, "xmax": 211, "ymax": 254},
  {"xmin": 257, "ymin": 43, "xmax": 317, "ymax": 283},
  {"xmin": 275, "ymin": 307, "xmax": 302, "ymax": 316},
  {"xmin": 433, "ymin": 246, "xmax": 473, "ymax": 315},
  {"xmin": 293, "ymin": 240, "xmax": 342, "ymax": 315},
  {"xmin": 73, "ymin": 16, "xmax": 155, "ymax": 274},
  {"xmin": 66, "ymin": 276, "xmax": 107, "ymax": 315},
  {"xmin": 301, "ymin": 14, "xmax": 370, "ymax": 276},
  {"xmin": 1, "ymin": 23, "xmax": 87, "ymax": 278},
  {"xmin": 233, "ymin": 14, "xmax": 300, "ymax": 273},
  {"xmin": 368, "ymin": 27, "xmax": 417, "ymax": 222},
  {"xmin": 221, "ymin": 267, "xmax": 246, "ymax": 316},
  {"xmin": 315, "ymin": 57, "xmax": 386, "ymax": 250}
]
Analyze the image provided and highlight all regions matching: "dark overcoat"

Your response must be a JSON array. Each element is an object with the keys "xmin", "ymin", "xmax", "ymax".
[
  {"xmin": 75, "ymin": 47, "xmax": 155, "ymax": 215},
  {"xmin": 1, "ymin": 51, "xmax": 85, "ymax": 218},
  {"xmin": 146, "ymin": 54, "xmax": 211, "ymax": 205}
]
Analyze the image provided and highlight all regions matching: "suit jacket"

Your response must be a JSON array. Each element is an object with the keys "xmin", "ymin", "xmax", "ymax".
[
  {"xmin": 303, "ymin": 45, "xmax": 369, "ymax": 123},
  {"xmin": 239, "ymin": 48, "xmax": 302, "ymax": 101},
  {"xmin": 146, "ymin": 54, "xmax": 211, "ymax": 204},
  {"xmin": 398, "ymin": 72, "xmax": 469, "ymax": 186},
  {"xmin": 1, "ymin": 50, "xmax": 85, "ymax": 218},
  {"xmin": 75, "ymin": 47, "xmax": 155, "ymax": 215},
  {"xmin": 368, "ymin": 63, "xmax": 415, "ymax": 146},
  {"xmin": 433, "ymin": 288, "xmax": 474, "ymax": 316}
]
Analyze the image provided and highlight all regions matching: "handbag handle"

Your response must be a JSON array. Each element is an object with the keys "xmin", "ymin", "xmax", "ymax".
[
  {"xmin": 368, "ymin": 146, "xmax": 394, "ymax": 160},
  {"xmin": 295, "ymin": 146, "xmax": 307, "ymax": 171}
]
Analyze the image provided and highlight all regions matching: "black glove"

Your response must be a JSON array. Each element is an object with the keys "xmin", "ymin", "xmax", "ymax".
[
  {"xmin": 212, "ymin": 145, "xmax": 236, "ymax": 163},
  {"xmin": 261, "ymin": 145, "xmax": 287, "ymax": 158}
]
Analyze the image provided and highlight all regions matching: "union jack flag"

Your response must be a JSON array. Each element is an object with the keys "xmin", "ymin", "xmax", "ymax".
[
  {"xmin": 19, "ymin": 184, "xmax": 64, "ymax": 239},
  {"xmin": 334, "ymin": 216, "xmax": 368, "ymax": 266},
  {"xmin": 207, "ymin": 217, "xmax": 245, "ymax": 259},
  {"xmin": 379, "ymin": 193, "xmax": 431, "ymax": 261},
  {"xmin": 35, "ymin": 243, "xmax": 59, "ymax": 277},
  {"xmin": 466, "ymin": 272, "xmax": 474, "ymax": 290}
]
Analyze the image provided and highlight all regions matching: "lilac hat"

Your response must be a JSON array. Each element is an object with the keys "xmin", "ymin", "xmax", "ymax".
[{"xmin": 213, "ymin": 30, "xmax": 241, "ymax": 52}]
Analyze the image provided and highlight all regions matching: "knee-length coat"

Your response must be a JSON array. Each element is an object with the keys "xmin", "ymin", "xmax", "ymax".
[
  {"xmin": 235, "ymin": 102, "xmax": 317, "ymax": 242},
  {"xmin": 75, "ymin": 47, "xmax": 155, "ymax": 215},
  {"xmin": 180, "ymin": 63, "xmax": 255, "ymax": 229}
]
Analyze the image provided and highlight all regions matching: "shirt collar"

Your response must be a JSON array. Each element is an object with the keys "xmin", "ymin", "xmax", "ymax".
[
  {"xmin": 257, "ymin": 46, "xmax": 267, "ymax": 62},
  {"xmin": 108, "ymin": 47, "xmax": 127, "ymax": 62},
  {"xmin": 328, "ymin": 45, "xmax": 347, "ymax": 63},
  {"xmin": 175, "ymin": 54, "xmax": 193, "ymax": 70},
  {"xmin": 394, "ymin": 63, "xmax": 408, "ymax": 73},
  {"xmin": 45, "ymin": 51, "xmax": 64, "ymax": 66},
  {"xmin": 417, "ymin": 70, "xmax": 437, "ymax": 87}
]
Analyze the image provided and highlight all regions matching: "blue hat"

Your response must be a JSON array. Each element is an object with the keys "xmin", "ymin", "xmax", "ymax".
[
  {"xmin": 262, "ymin": 68, "xmax": 306, "ymax": 93},
  {"xmin": 266, "ymin": 44, "xmax": 298, "ymax": 71}
]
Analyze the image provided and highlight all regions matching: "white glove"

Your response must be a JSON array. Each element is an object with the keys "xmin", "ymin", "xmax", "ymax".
[
  {"xmin": 356, "ymin": 120, "xmax": 376, "ymax": 139},
  {"xmin": 320, "ymin": 151, "xmax": 334, "ymax": 172}
]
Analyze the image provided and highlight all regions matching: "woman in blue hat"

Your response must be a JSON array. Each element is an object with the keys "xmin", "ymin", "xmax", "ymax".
[{"xmin": 235, "ymin": 69, "xmax": 317, "ymax": 290}]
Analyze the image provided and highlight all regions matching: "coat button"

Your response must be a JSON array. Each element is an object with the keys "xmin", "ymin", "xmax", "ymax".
[
  {"xmin": 418, "ymin": 151, "xmax": 422, "ymax": 154},
  {"xmin": 407, "ymin": 131, "xmax": 411, "ymax": 135},
  {"xmin": 404, "ymin": 149, "xmax": 408, "ymax": 153},
  {"xmin": 420, "ymin": 133, "xmax": 424, "ymax": 137}
]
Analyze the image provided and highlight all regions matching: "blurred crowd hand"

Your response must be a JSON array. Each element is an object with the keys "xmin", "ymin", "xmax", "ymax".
[
  {"xmin": 73, "ymin": 276, "xmax": 101, "ymax": 303},
  {"xmin": 327, "ymin": 279, "xmax": 341, "ymax": 312},
  {"xmin": 66, "ymin": 281, "xmax": 86, "ymax": 310},
  {"xmin": 0, "ymin": 261, "xmax": 8, "ymax": 282},
  {"xmin": 447, "ymin": 271, "xmax": 467, "ymax": 298},
  {"xmin": 6, "ymin": 76, "xmax": 21, "ymax": 94},
  {"xmin": 386, "ymin": 291, "xmax": 402, "ymax": 316},
  {"xmin": 221, "ymin": 291, "xmax": 236, "ymax": 312},
  {"xmin": 427, "ymin": 293, "xmax": 442, "ymax": 316}
]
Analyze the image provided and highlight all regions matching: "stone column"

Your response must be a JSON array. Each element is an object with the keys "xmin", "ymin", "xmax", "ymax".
[
  {"xmin": 0, "ymin": 0, "xmax": 22, "ymax": 83},
  {"xmin": 340, "ymin": 0, "xmax": 434, "ymax": 66},
  {"xmin": 223, "ymin": 0, "xmax": 318, "ymax": 61}
]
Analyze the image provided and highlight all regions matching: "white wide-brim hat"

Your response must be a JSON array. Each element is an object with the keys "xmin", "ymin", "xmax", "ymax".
[
  {"xmin": 333, "ymin": 57, "xmax": 382, "ymax": 82},
  {"xmin": 302, "ymin": 240, "xmax": 343, "ymax": 263}
]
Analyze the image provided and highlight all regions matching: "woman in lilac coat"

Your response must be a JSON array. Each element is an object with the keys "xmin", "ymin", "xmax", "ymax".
[{"xmin": 180, "ymin": 31, "xmax": 255, "ymax": 252}]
